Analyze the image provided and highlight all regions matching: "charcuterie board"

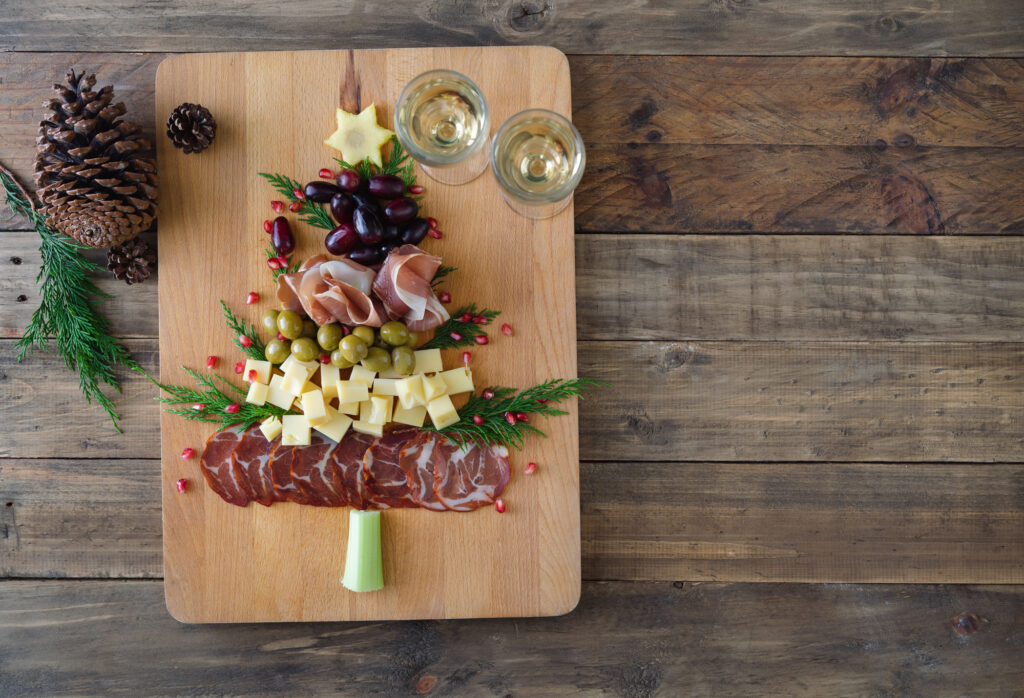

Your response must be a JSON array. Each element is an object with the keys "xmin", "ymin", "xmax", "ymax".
[{"xmin": 155, "ymin": 46, "xmax": 579, "ymax": 622}]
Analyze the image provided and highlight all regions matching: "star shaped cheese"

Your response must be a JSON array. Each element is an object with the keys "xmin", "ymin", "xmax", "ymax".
[{"xmin": 324, "ymin": 104, "xmax": 395, "ymax": 168}]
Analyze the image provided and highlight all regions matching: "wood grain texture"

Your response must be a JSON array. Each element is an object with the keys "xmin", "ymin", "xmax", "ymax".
[
  {"xmin": 156, "ymin": 47, "xmax": 579, "ymax": 622},
  {"xmin": 3, "ymin": 459, "xmax": 1021, "ymax": 584},
  {"xmin": 2, "ymin": 0, "xmax": 1023, "ymax": 55},
  {"xmin": 1, "ymin": 580, "xmax": 1022, "ymax": 696}
]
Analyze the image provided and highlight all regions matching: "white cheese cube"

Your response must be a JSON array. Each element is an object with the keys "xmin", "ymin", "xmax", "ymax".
[
  {"xmin": 292, "ymin": 381, "xmax": 319, "ymax": 410},
  {"xmin": 281, "ymin": 362, "xmax": 311, "ymax": 396},
  {"xmin": 352, "ymin": 420, "xmax": 384, "ymax": 438},
  {"xmin": 395, "ymin": 374, "xmax": 427, "ymax": 409},
  {"xmin": 259, "ymin": 416, "xmax": 283, "ymax": 441},
  {"xmin": 348, "ymin": 364, "xmax": 376, "ymax": 386},
  {"xmin": 266, "ymin": 374, "xmax": 296, "ymax": 410},
  {"xmin": 300, "ymin": 389, "xmax": 330, "ymax": 427},
  {"xmin": 426, "ymin": 394, "xmax": 460, "ymax": 430},
  {"xmin": 413, "ymin": 348, "xmax": 443, "ymax": 374},
  {"xmin": 337, "ymin": 380, "xmax": 369, "ymax": 404},
  {"xmin": 319, "ymin": 364, "xmax": 341, "ymax": 400},
  {"xmin": 366, "ymin": 395, "xmax": 392, "ymax": 426},
  {"xmin": 337, "ymin": 400, "xmax": 361, "ymax": 416},
  {"xmin": 372, "ymin": 378, "xmax": 399, "ymax": 396},
  {"xmin": 313, "ymin": 406, "xmax": 352, "ymax": 442},
  {"xmin": 281, "ymin": 415, "xmax": 311, "ymax": 446},
  {"xmin": 243, "ymin": 359, "xmax": 272, "ymax": 384},
  {"xmin": 422, "ymin": 373, "xmax": 448, "ymax": 402},
  {"xmin": 392, "ymin": 403, "xmax": 427, "ymax": 427},
  {"xmin": 281, "ymin": 354, "xmax": 319, "ymax": 374},
  {"xmin": 439, "ymin": 367, "xmax": 474, "ymax": 395},
  {"xmin": 246, "ymin": 381, "xmax": 269, "ymax": 406}
]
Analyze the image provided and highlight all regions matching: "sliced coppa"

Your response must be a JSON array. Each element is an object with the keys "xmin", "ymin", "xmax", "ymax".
[
  {"xmin": 231, "ymin": 424, "xmax": 277, "ymax": 507},
  {"xmin": 398, "ymin": 432, "xmax": 447, "ymax": 512},
  {"xmin": 289, "ymin": 431, "xmax": 346, "ymax": 506},
  {"xmin": 329, "ymin": 431, "xmax": 377, "ymax": 510},
  {"xmin": 362, "ymin": 427, "xmax": 421, "ymax": 509},
  {"xmin": 432, "ymin": 438, "xmax": 511, "ymax": 512},
  {"xmin": 199, "ymin": 426, "xmax": 250, "ymax": 507},
  {"xmin": 267, "ymin": 443, "xmax": 313, "ymax": 505}
]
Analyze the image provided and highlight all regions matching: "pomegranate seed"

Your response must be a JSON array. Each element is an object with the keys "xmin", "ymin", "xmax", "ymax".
[
  {"xmin": 267, "ymin": 258, "xmax": 281, "ymax": 270},
  {"xmin": 438, "ymin": 291, "xmax": 451, "ymax": 304},
  {"xmin": 472, "ymin": 414, "xmax": 484, "ymax": 425},
  {"xmin": 426, "ymin": 217, "xmax": 438, "ymax": 230},
  {"xmin": 205, "ymin": 355, "xmax": 218, "ymax": 370},
  {"xmin": 505, "ymin": 411, "xmax": 517, "ymax": 425},
  {"xmin": 482, "ymin": 389, "xmax": 495, "ymax": 399},
  {"xmin": 276, "ymin": 255, "xmax": 288, "ymax": 267},
  {"xmin": 319, "ymin": 168, "xmax": 334, "ymax": 179},
  {"xmin": 246, "ymin": 291, "xmax": 259, "ymax": 305},
  {"xmin": 239, "ymin": 334, "xmax": 253, "ymax": 348},
  {"xmin": 494, "ymin": 498, "xmax": 506, "ymax": 514},
  {"xmin": 277, "ymin": 332, "xmax": 287, "ymax": 341},
  {"xmin": 247, "ymin": 369, "xmax": 258, "ymax": 382},
  {"xmin": 291, "ymin": 187, "xmax": 305, "ymax": 201},
  {"xmin": 319, "ymin": 353, "xmax": 330, "ymax": 364},
  {"xmin": 409, "ymin": 185, "xmax": 425, "ymax": 195},
  {"xmin": 271, "ymin": 200, "xmax": 285, "ymax": 213},
  {"xmin": 524, "ymin": 461, "xmax": 538, "ymax": 475},
  {"xmin": 474, "ymin": 335, "xmax": 488, "ymax": 345},
  {"xmin": 449, "ymin": 331, "xmax": 463, "ymax": 342},
  {"xmin": 225, "ymin": 403, "xmax": 241, "ymax": 414},
  {"xmin": 459, "ymin": 313, "xmax": 472, "ymax": 323},
  {"xmin": 515, "ymin": 412, "xmax": 529, "ymax": 422},
  {"xmin": 191, "ymin": 403, "xmax": 205, "ymax": 411},
  {"xmin": 176, "ymin": 478, "xmax": 188, "ymax": 494},
  {"xmin": 428, "ymin": 229, "xmax": 442, "ymax": 239},
  {"xmin": 462, "ymin": 351, "xmax": 472, "ymax": 364},
  {"xmin": 180, "ymin": 447, "xmax": 195, "ymax": 460},
  {"xmin": 501, "ymin": 323, "xmax": 513, "ymax": 336},
  {"xmin": 234, "ymin": 361, "xmax": 245, "ymax": 374},
  {"xmin": 537, "ymin": 398, "xmax": 549, "ymax": 404},
  {"xmin": 263, "ymin": 219, "xmax": 272, "ymax": 233},
  {"xmin": 341, "ymin": 325, "xmax": 351, "ymax": 336},
  {"xmin": 472, "ymin": 315, "xmax": 487, "ymax": 325},
  {"xmin": 289, "ymin": 200, "xmax": 303, "ymax": 212}
]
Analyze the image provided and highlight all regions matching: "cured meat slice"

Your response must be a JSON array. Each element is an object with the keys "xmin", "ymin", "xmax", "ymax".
[
  {"xmin": 289, "ymin": 431, "xmax": 345, "ymax": 506},
  {"xmin": 277, "ymin": 255, "xmax": 387, "ymax": 327},
  {"xmin": 362, "ymin": 427, "xmax": 420, "ymax": 509},
  {"xmin": 397, "ymin": 432, "xmax": 448, "ymax": 511},
  {"xmin": 432, "ymin": 438, "xmax": 511, "ymax": 511},
  {"xmin": 231, "ymin": 424, "xmax": 277, "ymax": 507},
  {"xmin": 329, "ymin": 431, "xmax": 377, "ymax": 510},
  {"xmin": 199, "ymin": 426, "xmax": 249, "ymax": 507},
  {"xmin": 372, "ymin": 244, "xmax": 449, "ymax": 332},
  {"xmin": 267, "ymin": 443, "xmax": 313, "ymax": 505}
]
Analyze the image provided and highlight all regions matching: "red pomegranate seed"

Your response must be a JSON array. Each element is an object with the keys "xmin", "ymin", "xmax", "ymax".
[
  {"xmin": 426, "ymin": 217, "xmax": 438, "ymax": 230},
  {"xmin": 449, "ymin": 331, "xmax": 463, "ymax": 342},
  {"xmin": 472, "ymin": 315, "xmax": 487, "ymax": 325},
  {"xmin": 239, "ymin": 334, "xmax": 253, "ymax": 348},
  {"xmin": 319, "ymin": 353, "xmax": 330, "ymax": 364},
  {"xmin": 459, "ymin": 313, "xmax": 472, "ymax": 323},
  {"xmin": 205, "ymin": 355, "xmax": 218, "ymax": 370},
  {"xmin": 234, "ymin": 361, "xmax": 244, "ymax": 374},
  {"xmin": 461, "ymin": 351, "xmax": 472, "ymax": 364},
  {"xmin": 180, "ymin": 447, "xmax": 195, "ymax": 460},
  {"xmin": 246, "ymin": 291, "xmax": 259, "ymax": 305},
  {"xmin": 276, "ymin": 255, "xmax": 288, "ymax": 267},
  {"xmin": 438, "ymin": 291, "xmax": 451, "ymax": 304},
  {"xmin": 271, "ymin": 200, "xmax": 285, "ymax": 213},
  {"xmin": 524, "ymin": 461, "xmax": 537, "ymax": 475},
  {"xmin": 474, "ymin": 335, "xmax": 488, "ymax": 345},
  {"xmin": 225, "ymin": 403, "xmax": 241, "ymax": 414},
  {"xmin": 292, "ymin": 187, "xmax": 305, "ymax": 201},
  {"xmin": 267, "ymin": 258, "xmax": 281, "ymax": 270},
  {"xmin": 428, "ymin": 229, "xmax": 442, "ymax": 239},
  {"xmin": 494, "ymin": 498, "xmax": 506, "ymax": 514},
  {"xmin": 472, "ymin": 414, "xmax": 484, "ymax": 426},
  {"xmin": 505, "ymin": 411, "xmax": 517, "ymax": 425},
  {"xmin": 341, "ymin": 325, "xmax": 351, "ymax": 336},
  {"xmin": 501, "ymin": 323, "xmax": 513, "ymax": 336},
  {"xmin": 319, "ymin": 168, "xmax": 334, "ymax": 179},
  {"xmin": 409, "ymin": 184, "xmax": 425, "ymax": 195},
  {"xmin": 247, "ymin": 369, "xmax": 258, "ymax": 382},
  {"xmin": 176, "ymin": 478, "xmax": 188, "ymax": 494},
  {"xmin": 263, "ymin": 219, "xmax": 272, "ymax": 233},
  {"xmin": 482, "ymin": 389, "xmax": 495, "ymax": 400},
  {"xmin": 515, "ymin": 412, "xmax": 529, "ymax": 422},
  {"xmin": 191, "ymin": 403, "xmax": 205, "ymax": 411},
  {"xmin": 289, "ymin": 200, "xmax": 303, "ymax": 212},
  {"xmin": 277, "ymin": 332, "xmax": 287, "ymax": 341}
]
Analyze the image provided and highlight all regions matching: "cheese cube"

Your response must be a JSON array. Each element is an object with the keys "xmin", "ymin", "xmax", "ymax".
[
  {"xmin": 352, "ymin": 420, "xmax": 384, "ymax": 438},
  {"xmin": 292, "ymin": 381, "xmax": 319, "ymax": 410},
  {"xmin": 337, "ymin": 380, "xmax": 369, "ymax": 404},
  {"xmin": 392, "ymin": 403, "xmax": 427, "ymax": 427},
  {"xmin": 313, "ymin": 406, "xmax": 352, "ymax": 442},
  {"xmin": 395, "ymin": 374, "xmax": 426, "ymax": 409},
  {"xmin": 337, "ymin": 400, "xmax": 361, "ymax": 416},
  {"xmin": 422, "ymin": 373, "xmax": 448, "ymax": 402},
  {"xmin": 259, "ymin": 416, "xmax": 283, "ymax": 441},
  {"xmin": 281, "ymin": 354, "xmax": 319, "ymax": 374},
  {"xmin": 426, "ymin": 394, "xmax": 460, "ymax": 429},
  {"xmin": 266, "ymin": 374, "xmax": 295, "ymax": 410},
  {"xmin": 300, "ymin": 389, "xmax": 330, "ymax": 427},
  {"xmin": 413, "ymin": 348, "xmax": 443, "ymax": 374},
  {"xmin": 281, "ymin": 361, "xmax": 311, "ymax": 396},
  {"xmin": 440, "ymin": 367, "xmax": 474, "ymax": 395},
  {"xmin": 243, "ymin": 359, "xmax": 272, "ymax": 385},
  {"xmin": 372, "ymin": 378, "xmax": 399, "ymax": 396},
  {"xmin": 246, "ymin": 380, "xmax": 269, "ymax": 406},
  {"xmin": 319, "ymin": 364, "xmax": 341, "ymax": 400},
  {"xmin": 348, "ymin": 364, "xmax": 376, "ymax": 387},
  {"xmin": 281, "ymin": 415, "xmax": 311, "ymax": 446},
  {"xmin": 366, "ymin": 395, "xmax": 392, "ymax": 425}
]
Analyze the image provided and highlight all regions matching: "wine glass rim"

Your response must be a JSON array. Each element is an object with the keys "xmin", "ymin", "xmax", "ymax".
[
  {"xmin": 394, "ymin": 69, "xmax": 490, "ymax": 167},
  {"xmin": 490, "ymin": 108, "xmax": 586, "ymax": 204}
]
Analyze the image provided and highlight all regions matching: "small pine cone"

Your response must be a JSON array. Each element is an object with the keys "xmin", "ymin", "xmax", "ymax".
[
  {"xmin": 106, "ymin": 237, "xmax": 156, "ymax": 285},
  {"xmin": 166, "ymin": 102, "xmax": 216, "ymax": 154}
]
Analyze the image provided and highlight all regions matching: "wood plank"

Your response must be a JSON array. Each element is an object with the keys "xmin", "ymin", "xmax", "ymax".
[
  {"xmin": 2, "ymin": 1, "xmax": 1022, "ymax": 55},
  {"xmin": 3, "ymin": 459, "xmax": 1020, "ymax": 584},
  {"xmin": 1, "ymin": 580, "xmax": 1021, "ymax": 695}
]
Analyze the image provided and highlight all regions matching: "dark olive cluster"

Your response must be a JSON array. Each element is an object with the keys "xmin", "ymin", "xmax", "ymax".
[{"xmin": 303, "ymin": 172, "xmax": 430, "ymax": 266}]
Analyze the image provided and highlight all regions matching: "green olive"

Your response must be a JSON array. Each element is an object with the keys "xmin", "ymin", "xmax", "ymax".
[
  {"xmin": 361, "ymin": 346, "xmax": 392, "ymax": 373},
  {"xmin": 405, "ymin": 330, "xmax": 419, "ymax": 348},
  {"xmin": 380, "ymin": 321, "xmax": 410, "ymax": 346},
  {"xmin": 352, "ymin": 325, "xmax": 375, "ymax": 346},
  {"xmin": 339, "ymin": 335, "xmax": 369, "ymax": 363},
  {"xmin": 330, "ymin": 349, "xmax": 355, "ymax": 369},
  {"xmin": 261, "ymin": 309, "xmax": 280, "ymax": 334},
  {"xmin": 317, "ymin": 323, "xmax": 343, "ymax": 352},
  {"xmin": 302, "ymin": 319, "xmax": 318, "ymax": 338},
  {"xmin": 391, "ymin": 346, "xmax": 415, "ymax": 375},
  {"xmin": 277, "ymin": 309, "xmax": 304, "ymax": 340},
  {"xmin": 265, "ymin": 338, "xmax": 291, "ymax": 365},
  {"xmin": 291, "ymin": 337, "xmax": 319, "ymax": 362}
]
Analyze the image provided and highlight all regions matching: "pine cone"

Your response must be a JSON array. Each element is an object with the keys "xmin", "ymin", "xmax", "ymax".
[
  {"xmin": 166, "ymin": 102, "xmax": 216, "ymax": 154},
  {"xmin": 106, "ymin": 237, "xmax": 156, "ymax": 285},
  {"xmin": 34, "ymin": 69, "xmax": 158, "ymax": 248}
]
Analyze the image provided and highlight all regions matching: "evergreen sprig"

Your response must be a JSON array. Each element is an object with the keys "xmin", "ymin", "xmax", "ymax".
[
  {"xmin": 420, "ymin": 303, "xmax": 500, "ymax": 350},
  {"xmin": 431, "ymin": 265, "xmax": 456, "ymax": 289},
  {"xmin": 265, "ymin": 246, "xmax": 301, "ymax": 279},
  {"xmin": 257, "ymin": 172, "xmax": 334, "ymax": 230},
  {"xmin": 219, "ymin": 300, "xmax": 266, "ymax": 361},
  {"xmin": 2, "ymin": 162, "xmax": 137, "ymax": 432},
  {"xmin": 334, "ymin": 136, "xmax": 420, "ymax": 198}
]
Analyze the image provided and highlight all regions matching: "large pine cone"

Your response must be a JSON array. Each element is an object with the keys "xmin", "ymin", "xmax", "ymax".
[
  {"xmin": 166, "ymin": 102, "xmax": 216, "ymax": 154},
  {"xmin": 34, "ymin": 70, "xmax": 158, "ymax": 248}
]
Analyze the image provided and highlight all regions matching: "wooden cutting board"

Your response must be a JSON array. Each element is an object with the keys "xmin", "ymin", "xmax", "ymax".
[{"xmin": 155, "ymin": 47, "xmax": 579, "ymax": 622}]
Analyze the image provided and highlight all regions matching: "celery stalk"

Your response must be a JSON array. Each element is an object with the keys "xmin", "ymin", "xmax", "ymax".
[{"xmin": 341, "ymin": 509, "xmax": 384, "ymax": 592}]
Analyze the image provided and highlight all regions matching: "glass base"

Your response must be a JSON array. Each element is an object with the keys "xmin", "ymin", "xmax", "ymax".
[
  {"xmin": 499, "ymin": 190, "xmax": 573, "ymax": 220},
  {"xmin": 419, "ymin": 139, "xmax": 491, "ymax": 186}
]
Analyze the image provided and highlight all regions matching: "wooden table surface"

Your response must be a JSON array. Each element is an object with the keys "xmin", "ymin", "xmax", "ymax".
[{"xmin": 1, "ymin": 2, "xmax": 1022, "ymax": 695}]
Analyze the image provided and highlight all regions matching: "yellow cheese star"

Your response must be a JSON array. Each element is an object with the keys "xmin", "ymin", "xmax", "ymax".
[{"xmin": 324, "ymin": 104, "xmax": 395, "ymax": 168}]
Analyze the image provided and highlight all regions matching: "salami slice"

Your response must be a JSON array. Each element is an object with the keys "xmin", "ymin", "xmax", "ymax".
[
  {"xmin": 231, "ymin": 425, "xmax": 277, "ymax": 507},
  {"xmin": 267, "ymin": 443, "xmax": 313, "ymax": 505},
  {"xmin": 398, "ymin": 432, "xmax": 447, "ymax": 511},
  {"xmin": 432, "ymin": 439, "xmax": 511, "ymax": 512},
  {"xmin": 328, "ymin": 431, "xmax": 376, "ymax": 510},
  {"xmin": 363, "ymin": 427, "xmax": 420, "ymax": 509},
  {"xmin": 199, "ymin": 426, "xmax": 250, "ymax": 507},
  {"xmin": 289, "ymin": 431, "xmax": 345, "ymax": 506}
]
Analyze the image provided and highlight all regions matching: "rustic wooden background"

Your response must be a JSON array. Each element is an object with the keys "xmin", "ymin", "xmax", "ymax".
[{"xmin": 1, "ymin": 1, "xmax": 1023, "ymax": 694}]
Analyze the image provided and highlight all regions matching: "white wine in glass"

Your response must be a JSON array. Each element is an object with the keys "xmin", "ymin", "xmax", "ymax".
[
  {"xmin": 395, "ymin": 70, "xmax": 490, "ymax": 186},
  {"xmin": 490, "ymin": 109, "xmax": 585, "ymax": 219}
]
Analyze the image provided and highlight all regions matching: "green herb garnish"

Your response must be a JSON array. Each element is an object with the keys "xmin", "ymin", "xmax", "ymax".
[
  {"xmin": 335, "ymin": 136, "xmax": 420, "ymax": 198},
  {"xmin": 257, "ymin": 172, "xmax": 335, "ymax": 231},
  {"xmin": 431, "ymin": 265, "xmax": 456, "ymax": 289},
  {"xmin": 420, "ymin": 303, "xmax": 500, "ymax": 350},
  {"xmin": 219, "ymin": 300, "xmax": 266, "ymax": 361},
  {"xmin": 265, "ymin": 246, "xmax": 300, "ymax": 279}
]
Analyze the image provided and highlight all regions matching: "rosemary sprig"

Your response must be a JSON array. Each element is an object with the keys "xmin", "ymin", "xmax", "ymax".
[
  {"xmin": 431, "ymin": 265, "xmax": 456, "ymax": 289},
  {"xmin": 429, "ymin": 378, "xmax": 605, "ymax": 450},
  {"xmin": 257, "ymin": 172, "xmax": 335, "ymax": 230},
  {"xmin": 265, "ymin": 246, "xmax": 300, "ymax": 279},
  {"xmin": 420, "ymin": 303, "xmax": 500, "ymax": 350},
  {"xmin": 2, "ymin": 162, "xmax": 137, "ymax": 432},
  {"xmin": 219, "ymin": 300, "xmax": 266, "ymax": 361}
]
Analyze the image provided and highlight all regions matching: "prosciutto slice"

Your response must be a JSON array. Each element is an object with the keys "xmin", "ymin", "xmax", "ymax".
[
  {"xmin": 277, "ymin": 255, "xmax": 387, "ymax": 327},
  {"xmin": 398, "ymin": 432, "xmax": 448, "ymax": 511},
  {"xmin": 231, "ymin": 425, "xmax": 277, "ymax": 507},
  {"xmin": 432, "ymin": 439, "xmax": 511, "ymax": 512},
  {"xmin": 372, "ymin": 245, "xmax": 450, "ymax": 332},
  {"xmin": 362, "ymin": 427, "xmax": 421, "ymax": 509},
  {"xmin": 199, "ymin": 426, "xmax": 249, "ymax": 507}
]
